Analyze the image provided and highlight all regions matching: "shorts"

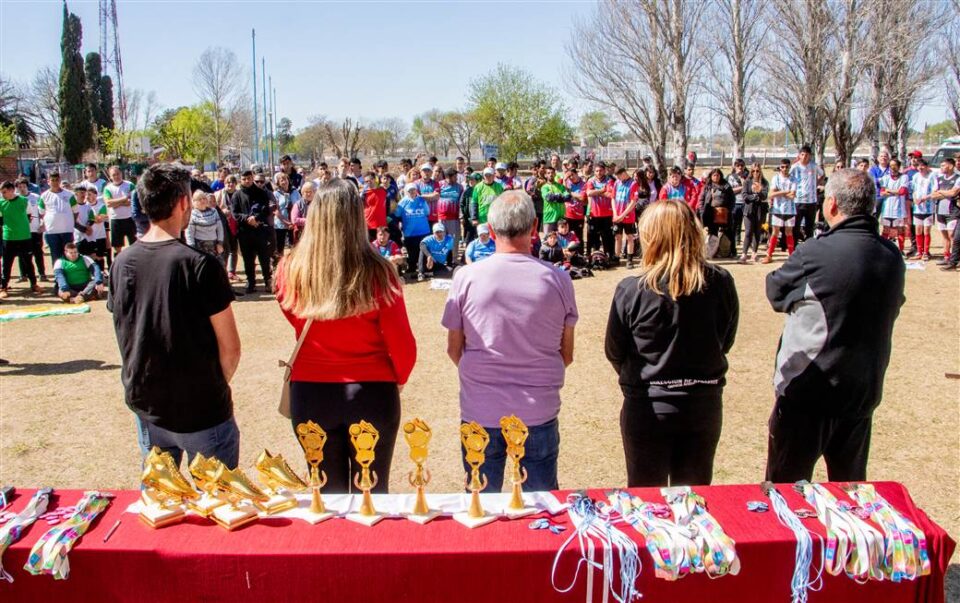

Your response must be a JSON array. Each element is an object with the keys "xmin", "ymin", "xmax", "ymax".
[
  {"xmin": 77, "ymin": 238, "xmax": 108, "ymax": 259},
  {"xmin": 109, "ymin": 217, "xmax": 137, "ymax": 247},
  {"xmin": 770, "ymin": 214, "xmax": 795, "ymax": 227},
  {"xmin": 936, "ymin": 215, "xmax": 958, "ymax": 232},
  {"xmin": 912, "ymin": 214, "xmax": 933, "ymax": 228},
  {"xmin": 881, "ymin": 218, "xmax": 904, "ymax": 228},
  {"xmin": 612, "ymin": 222, "xmax": 637, "ymax": 235}
]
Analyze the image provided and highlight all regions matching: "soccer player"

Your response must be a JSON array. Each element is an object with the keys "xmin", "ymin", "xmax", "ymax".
[
  {"xmin": 0, "ymin": 180, "xmax": 41, "ymax": 296},
  {"xmin": 789, "ymin": 145, "xmax": 823, "ymax": 244},
  {"xmin": 932, "ymin": 158, "xmax": 960, "ymax": 265},
  {"xmin": 540, "ymin": 166, "xmax": 568, "ymax": 234},
  {"xmin": 612, "ymin": 167, "xmax": 639, "ymax": 268},
  {"xmin": 586, "ymin": 162, "xmax": 615, "ymax": 256},
  {"xmin": 910, "ymin": 159, "xmax": 937, "ymax": 261},
  {"xmin": 878, "ymin": 159, "xmax": 910, "ymax": 253},
  {"xmin": 763, "ymin": 159, "xmax": 797, "ymax": 264},
  {"xmin": 103, "ymin": 166, "xmax": 136, "ymax": 258}
]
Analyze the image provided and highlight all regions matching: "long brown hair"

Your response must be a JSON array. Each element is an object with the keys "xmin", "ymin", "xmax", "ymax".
[
  {"xmin": 279, "ymin": 179, "xmax": 400, "ymax": 319},
  {"xmin": 636, "ymin": 200, "xmax": 706, "ymax": 299}
]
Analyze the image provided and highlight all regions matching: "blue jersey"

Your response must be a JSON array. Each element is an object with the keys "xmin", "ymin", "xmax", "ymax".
[
  {"xmin": 879, "ymin": 173, "xmax": 909, "ymax": 219},
  {"xmin": 394, "ymin": 196, "xmax": 431, "ymax": 237},
  {"xmin": 770, "ymin": 174, "xmax": 796, "ymax": 215},
  {"xmin": 437, "ymin": 183, "xmax": 463, "ymax": 219},
  {"xmin": 422, "ymin": 234, "xmax": 454, "ymax": 263},
  {"xmin": 910, "ymin": 173, "xmax": 937, "ymax": 216},
  {"xmin": 465, "ymin": 237, "xmax": 496, "ymax": 263},
  {"xmin": 789, "ymin": 161, "xmax": 819, "ymax": 205}
]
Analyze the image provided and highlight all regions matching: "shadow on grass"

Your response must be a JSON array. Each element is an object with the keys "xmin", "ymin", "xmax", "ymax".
[
  {"xmin": 0, "ymin": 359, "xmax": 119, "ymax": 376},
  {"xmin": 946, "ymin": 564, "xmax": 959, "ymax": 603}
]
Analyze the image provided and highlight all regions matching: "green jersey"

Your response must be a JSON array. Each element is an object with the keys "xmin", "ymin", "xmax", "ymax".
[
  {"xmin": 0, "ymin": 195, "xmax": 32, "ymax": 241},
  {"xmin": 472, "ymin": 181, "xmax": 504, "ymax": 224},
  {"xmin": 53, "ymin": 255, "xmax": 95, "ymax": 286},
  {"xmin": 540, "ymin": 182, "xmax": 567, "ymax": 225}
]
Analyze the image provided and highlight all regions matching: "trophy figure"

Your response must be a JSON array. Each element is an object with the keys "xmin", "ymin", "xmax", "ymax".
[
  {"xmin": 296, "ymin": 421, "xmax": 334, "ymax": 524},
  {"xmin": 254, "ymin": 449, "xmax": 308, "ymax": 514},
  {"xmin": 188, "ymin": 453, "xmax": 227, "ymax": 517},
  {"xmin": 346, "ymin": 420, "xmax": 384, "ymax": 526},
  {"xmin": 500, "ymin": 415, "xmax": 537, "ymax": 518},
  {"xmin": 210, "ymin": 465, "xmax": 270, "ymax": 531},
  {"xmin": 139, "ymin": 447, "xmax": 199, "ymax": 528},
  {"xmin": 454, "ymin": 422, "xmax": 497, "ymax": 528},
  {"xmin": 403, "ymin": 418, "xmax": 438, "ymax": 524}
]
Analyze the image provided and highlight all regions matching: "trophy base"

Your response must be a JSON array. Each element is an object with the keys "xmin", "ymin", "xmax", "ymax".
[
  {"xmin": 139, "ymin": 504, "xmax": 185, "ymax": 529},
  {"xmin": 453, "ymin": 511, "xmax": 498, "ymax": 529},
  {"xmin": 255, "ymin": 493, "xmax": 298, "ymax": 515},
  {"xmin": 187, "ymin": 493, "xmax": 226, "ymax": 517},
  {"xmin": 211, "ymin": 503, "xmax": 259, "ymax": 531},
  {"xmin": 345, "ymin": 512, "xmax": 385, "ymax": 527},
  {"xmin": 405, "ymin": 510, "xmax": 440, "ymax": 525},
  {"xmin": 504, "ymin": 506, "xmax": 538, "ymax": 520},
  {"xmin": 303, "ymin": 510, "xmax": 335, "ymax": 525}
]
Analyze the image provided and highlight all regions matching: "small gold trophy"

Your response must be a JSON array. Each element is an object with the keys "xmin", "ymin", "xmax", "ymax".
[
  {"xmin": 346, "ymin": 420, "xmax": 384, "ymax": 526},
  {"xmin": 454, "ymin": 422, "xmax": 497, "ymax": 528},
  {"xmin": 187, "ymin": 453, "xmax": 227, "ymax": 517},
  {"xmin": 501, "ymin": 415, "xmax": 538, "ymax": 518},
  {"xmin": 403, "ymin": 418, "xmax": 439, "ymax": 524},
  {"xmin": 210, "ymin": 465, "xmax": 269, "ymax": 531},
  {"xmin": 254, "ymin": 449, "xmax": 307, "ymax": 514},
  {"xmin": 296, "ymin": 421, "xmax": 334, "ymax": 524},
  {"xmin": 139, "ymin": 447, "xmax": 199, "ymax": 528}
]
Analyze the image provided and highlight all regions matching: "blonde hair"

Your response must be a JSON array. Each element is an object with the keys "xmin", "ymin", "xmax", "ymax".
[
  {"xmin": 636, "ymin": 200, "xmax": 706, "ymax": 299},
  {"xmin": 279, "ymin": 179, "xmax": 400, "ymax": 320}
]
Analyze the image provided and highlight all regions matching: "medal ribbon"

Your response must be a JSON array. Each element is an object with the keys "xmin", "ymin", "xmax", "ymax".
[
  {"xmin": 846, "ymin": 484, "xmax": 930, "ymax": 581},
  {"xmin": 24, "ymin": 491, "xmax": 112, "ymax": 580},
  {"xmin": 663, "ymin": 488, "xmax": 740, "ymax": 578},
  {"xmin": 0, "ymin": 489, "xmax": 52, "ymax": 583},
  {"xmin": 799, "ymin": 483, "xmax": 884, "ymax": 582},
  {"xmin": 763, "ymin": 483, "xmax": 823, "ymax": 603}
]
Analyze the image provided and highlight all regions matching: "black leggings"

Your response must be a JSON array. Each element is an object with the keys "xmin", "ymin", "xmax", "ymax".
[
  {"xmin": 403, "ymin": 234, "xmax": 425, "ymax": 274},
  {"xmin": 620, "ymin": 392, "xmax": 723, "ymax": 487},
  {"xmin": 588, "ymin": 216, "xmax": 614, "ymax": 255},
  {"xmin": 742, "ymin": 204, "xmax": 763, "ymax": 254},
  {"xmin": 289, "ymin": 381, "xmax": 401, "ymax": 494}
]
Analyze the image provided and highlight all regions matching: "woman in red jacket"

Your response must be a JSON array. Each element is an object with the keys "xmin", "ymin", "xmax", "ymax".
[{"xmin": 276, "ymin": 178, "xmax": 417, "ymax": 493}]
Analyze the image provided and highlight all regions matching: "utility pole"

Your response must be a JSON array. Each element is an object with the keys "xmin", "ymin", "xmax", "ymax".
[
  {"xmin": 251, "ymin": 29, "xmax": 259, "ymax": 167},
  {"xmin": 273, "ymin": 85, "xmax": 279, "ymax": 157},
  {"xmin": 262, "ymin": 57, "xmax": 269, "ymax": 171},
  {"xmin": 268, "ymin": 76, "xmax": 276, "ymax": 170}
]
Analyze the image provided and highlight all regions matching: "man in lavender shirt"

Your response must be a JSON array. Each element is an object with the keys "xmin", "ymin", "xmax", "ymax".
[{"xmin": 442, "ymin": 190, "xmax": 578, "ymax": 491}]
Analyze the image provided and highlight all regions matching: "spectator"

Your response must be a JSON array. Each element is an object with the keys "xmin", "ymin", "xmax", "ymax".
[
  {"xmin": 273, "ymin": 172, "xmax": 299, "ymax": 257},
  {"xmin": 461, "ymin": 170, "xmax": 480, "ymax": 245},
  {"xmin": 280, "ymin": 155, "xmax": 303, "ymax": 190},
  {"xmin": 464, "ymin": 223, "xmax": 495, "ymax": 264},
  {"xmin": 15, "ymin": 178, "xmax": 46, "ymax": 282},
  {"xmin": 698, "ymin": 168, "xmax": 735, "ymax": 259},
  {"xmin": 0, "ymin": 180, "xmax": 41, "ymax": 296},
  {"xmin": 372, "ymin": 226, "xmax": 406, "ymax": 274},
  {"xmin": 438, "ymin": 168, "xmax": 463, "ymax": 257},
  {"xmin": 276, "ymin": 179, "xmax": 416, "ymax": 493},
  {"xmin": 727, "ymin": 159, "xmax": 748, "ymax": 253},
  {"xmin": 442, "ymin": 190, "xmax": 578, "ymax": 491},
  {"xmin": 763, "ymin": 159, "xmax": 797, "ymax": 264},
  {"xmin": 185, "ymin": 190, "xmax": 225, "ymax": 263},
  {"xmin": 540, "ymin": 166, "xmax": 568, "ymax": 234},
  {"xmin": 739, "ymin": 163, "xmax": 769, "ymax": 264},
  {"xmin": 211, "ymin": 167, "xmax": 230, "ymax": 192},
  {"xmin": 54, "ymin": 241, "xmax": 104, "ymax": 303},
  {"xmin": 765, "ymin": 169, "xmax": 904, "ymax": 482},
  {"xmin": 215, "ymin": 175, "xmax": 240, "ymax": 279},
  {"xmin": 539, "ymin": 230, "xmax": 564, "ymax": 265},
  {"xmin": 418, "ymin": 223, "xmax": 454, "ymax": 281},
  {"xmin": 395, "ymin": 183, "xmax": 431, "ymax": 276},
  {"xmin": 104, "ymin": 166, "xmax": 137, "ymax": 257},
  {"xmin": 232, "ymin": 169, "xmax": 275, "ymax": 293},
  {"xmin": 416, "ymin": 164, "xmax": 441, "ymax": 223},
  {"xmin": 37, "ymin": 172, "xmax": 79, "ymax": 264},
  {"xmin": 74, "ymin": 184, "xmax": 108, "ymax": 271},
  {"xmin": 108, "ymin": 163, "xmax": 241, "ymax": 467},
  {"xmin": 471, "ymin": 167, "xmax": 504, "ymax": 225},
  {"xmin": 605, "ymin": 200, "xmax": 739, "ymax": 486},
  {"xmin": 362, "ymin": 171, "xmax": 388, "ymax": 241},
  {"xmin": 290, "ymin": 180, "xmax": 315, "ymax": 243}
]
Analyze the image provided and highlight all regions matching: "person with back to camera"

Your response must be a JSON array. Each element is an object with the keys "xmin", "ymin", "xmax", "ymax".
[{"xmin": 605, "ymin": 200, "xmax": 739, "ymax": 487}]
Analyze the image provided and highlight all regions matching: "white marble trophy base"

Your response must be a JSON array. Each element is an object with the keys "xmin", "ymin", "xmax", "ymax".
[
  {"xmin": 257, "ymin": 492, "xmax": 298, "ymax": 515},
  {"xmin": 187, "ymin": 493, "xmax": 225, "ymax": 517},
  {"xmin": 303, "ymin": 510, "xmax": 335, "ymax": 525},
  {"xmin": 453, "ymin": 512, "xmax": 498, "ymax": 528},
  {"xmin": 139, "ymin": 503, "xmax": 185, "ymax": 528},
  {"xmin": 211, "ymin": 503, "xmax": 259, "ymax": 530},
  {"xmin": 345, "ymin": 512, "xmax": 386, "ymax": 526},
  {"xmin": 503, "ymin": 506, "xmax": 539, "ymax": 520},
  {"xmin": 404, "ymin": 510, "xmax": 441, "ymax": 525}
]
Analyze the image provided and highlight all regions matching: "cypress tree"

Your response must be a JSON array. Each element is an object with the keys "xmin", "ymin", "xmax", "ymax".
[
  {"xmin": 59, "ymin": 2, "xmax": 93, "ymax": 163},
  {"xmin": 100, "ymin": 75, "xmax": 115, "ymax": 131},
  {"xmin": 84, "ymin": 52, "xmax": 104, "ymax": 132}
]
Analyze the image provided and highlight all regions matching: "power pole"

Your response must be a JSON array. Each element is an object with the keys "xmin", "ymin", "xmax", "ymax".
[
  {"xmin": 262, "ymin": 57, "xmax": 268, "ymax": 171},
  {"xmin": 251, "ymin": 29, "xmax": 259, "ymax": 167}
]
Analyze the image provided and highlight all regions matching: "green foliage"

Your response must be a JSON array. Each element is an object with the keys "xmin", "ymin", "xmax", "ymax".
[
  {"xmin": 468, "ymin": 64, "xmax": 572, "ymax": 160},
  {"xmin": 84, "ymin": 52, "xmax": 104, "ymax": 131},
  {"xmin": 0, "ymin": 122, "xmax": 18, "ymax": 156},
  {"xmin": 276, "ymin": 117, "xmax": 294, "ymax": 152},
  {"xmin": 99, "ymin": 75, "xmax": 115, "ymax": 131},
  {"xmin": 59, "ymin": 4, "xmax": 93, "ymax": 163},
  {"xmin": 578, "ymin": 111, "xmax": 617, "ymax": 147},
  {"xmin": 151, "ymin": 104, "xmax": 216, "ymax": 164},
  {"xmin": 923, "ymin": 119, "xmax": 958, "ymax": 142}
]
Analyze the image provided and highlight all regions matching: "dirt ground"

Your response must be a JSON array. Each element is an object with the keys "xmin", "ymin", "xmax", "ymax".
[{"xmin": 1, "ymin": 242, "xmax": 958, "ymax": 558}]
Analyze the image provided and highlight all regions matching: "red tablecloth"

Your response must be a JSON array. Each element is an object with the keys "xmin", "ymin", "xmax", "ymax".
[{"xmin": 1, "ymin": 482, "xmax": 953, "ymax": 603}]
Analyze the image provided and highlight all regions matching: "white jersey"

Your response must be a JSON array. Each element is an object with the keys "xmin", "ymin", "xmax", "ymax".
[
  {"xmin": 38, "ymin": 189, "xmax": 78, "ymax": 234},
  {"xmin": 879, "ymin": 173, "xmax": 909, "ymax": 220},
  {"xmin": 103, "ymin": 180, "xmax": 133, "ymax": 220},
  {"xmin": 75, "ymin": 200, "xmax": 107, "ymax": 242},
  {"xmin": 26, "ymin": 192, "xmax": 41, "ymax": 233},
  {"xmin": 910, "ymin": 172, "xmax": 937, "ymax": 216}
]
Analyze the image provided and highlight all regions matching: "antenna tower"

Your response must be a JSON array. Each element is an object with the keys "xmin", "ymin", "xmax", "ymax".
[{"xmin": 98, "ymin": 0, "xmax": 126, "ymax": 129}]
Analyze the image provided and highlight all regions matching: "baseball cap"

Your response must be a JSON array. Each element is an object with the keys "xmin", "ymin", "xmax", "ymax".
[
  {"xmin": 908, "ymin": 150, "xmax": 923, "ymax": 158},
  {"xmin": 470, "ymin": 172, "xmax": 483, "ymax": 181},
  {"xmin": 404, "ymin": 182, "xmax": 418, "ymax": 192},
  {"xmin": 432, "ymin": 222, "xmax": 446, "ymax": 233},
  {"xmin": 495, "ymin": 162, "xmax": 508, "ymax": 170},
  {"xmin": 477, "ymin": 224, "xmax": 490, "ymax": 235},
  {"xmin": 482, "ymin": 167, "xmax": 496, "ymax": 176},
  {"xmin": 420, "ymin": 163, "xmax": 433, "ymax": 171}
]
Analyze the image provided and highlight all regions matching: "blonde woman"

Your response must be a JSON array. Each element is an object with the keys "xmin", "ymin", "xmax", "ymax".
[
  {"xmin": 604, "ymin": 200, "xmax": 739, "ymax": 487},
  {"xmin": 275, "ymin": 179, "xmax": 417, "ymax": 493}
]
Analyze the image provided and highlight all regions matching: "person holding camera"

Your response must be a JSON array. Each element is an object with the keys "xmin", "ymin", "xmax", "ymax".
[{"xmin": 231, "ymin": 169, "xmax": 275, "ymax": 293}]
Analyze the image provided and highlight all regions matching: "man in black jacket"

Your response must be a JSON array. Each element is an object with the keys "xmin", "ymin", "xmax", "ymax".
[
  {"xmin": 231, "ymin": 170, "xmax": 274, "ymax": 293},
  {"xmin": 765, "ymin": 168, "xmax": 905, "ymax": 482}
]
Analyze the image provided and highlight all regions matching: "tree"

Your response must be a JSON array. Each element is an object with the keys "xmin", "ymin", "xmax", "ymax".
[
  {"xmin": 84, "ymin": 52, "xmax": 114, "ymax": 138},
  {"xmin": 151, "ymin": 104, "xmax": 215, "ymax": 164},
  {"xmin": 294, "ymin": 115, "xmax": 328, "ymax": 165},
  {"xmin": 192, "ymin": 47, "xmax": 242, "ymax": 164},
  {"xmin": 100, "ymin": 75, "xmax": 115, "ymax": 131},
  {"xmin": 0, "ymin": 123, "xmax": 18, "ymax": 157},
  {"xmin": 24, "ymin": 67, "xmax": 63, "ymax": 159},
  {"xmin": 276, "ymin": 117, "xmax": 294, "ymax": 152},
  {"xmin": 411, "ymin": 110, "xmax": 444, "ymax": 155},
  {"xmin": 59, "ymin": 3, "xmax": 94, "ymax": 163},
  {"xmin": 437, "ymin": 111, "xmax": 480, "ymax": 162},
  {"xmin": 468, "ymin": 64, "xmax": 570, "ymax": 160},
  {"xmin": 0, "ymin": 76, "xmax": 35, "ymax": 148},
  {"xmin": 578, "ymin": 110, "xmax": 617, "ymax": 147},
  {"xmin": 320, "ymin": 117, "xmax": 364, "ymax": 159}
]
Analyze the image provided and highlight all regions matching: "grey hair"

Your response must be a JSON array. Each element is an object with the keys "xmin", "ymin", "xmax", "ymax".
[
  {"xmin": 488, "ymin": 190, "xmax": 536, "ymax": 239},
  {"xmin": 824, "ymin": 168, "xmax": 875, "ymax": 217}
]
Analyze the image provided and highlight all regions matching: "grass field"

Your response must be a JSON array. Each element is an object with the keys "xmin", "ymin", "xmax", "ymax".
[{"xmin": 0, "ymin": 240, "xmax": 957, "ymax": 575}]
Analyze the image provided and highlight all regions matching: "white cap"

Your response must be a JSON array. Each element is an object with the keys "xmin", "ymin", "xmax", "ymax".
[
  {"xmin": 477, "ymin": 224, "xmax": 490, "ymax": 235},
  {"xmin": 432, "ymin": 222, "xmax": 446, "ymax": 233},
  {"xmin": 495, "ymin": 162, "xmax": 508, "ymax": 170},
  {"xmin": 482, "ymin": 167, "xmax": 496, "ymax": 176},
  {"xmin": 420, "ymin": 163, "xmax": 434, "ymax": 171},
  {"xmin": 404, "ymin": 182, "xmax": 418, "ymax": 192}
]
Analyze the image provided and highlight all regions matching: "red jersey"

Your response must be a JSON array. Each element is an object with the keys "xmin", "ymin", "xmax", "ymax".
[
  {"xmin": 613, "ymin": 179, "xmax": 639, "ymax": 224},
  {"xmin": 564, "ymin": 178, "xmax": 587, "ymax": 220},
  {"xmin": 586, "ymin": 176, "xmax": 614, "ymax": 218},
  {"xmin": 363, "ymin": 188, "xmax": 387, "ymax": 230}
]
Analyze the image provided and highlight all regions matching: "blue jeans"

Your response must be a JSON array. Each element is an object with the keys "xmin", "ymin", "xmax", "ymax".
[
  {"xmin": 44, "ymin": 232, "xmax": 74, "ymax": 264},
  {"xmin": 136, "ymin": 415, "xmax": 240, "ymax": 469},
  {"xmin": 460, "ymin": 418, "xmax": 560, "ymax": 492}
]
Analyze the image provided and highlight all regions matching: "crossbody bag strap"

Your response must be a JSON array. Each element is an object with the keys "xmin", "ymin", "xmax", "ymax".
[{"xmin": 280, "ymin": 318, "xmax": 314, "ymax": 372}]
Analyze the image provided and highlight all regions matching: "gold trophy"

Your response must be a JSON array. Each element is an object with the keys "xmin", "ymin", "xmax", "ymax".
[
  {"xmin": 210, "ymin": 465, "xmax": 269, "ymax": 531},
  {"xmin": 139, "ymin": 447, "xmax": 199, "ymax": 528},
  {"xmin": 500, "ymin": 415, "xmax": 537, "ymax": 518},
  {"xmin": 403, "ymin": 418, "xmax": 439, "ymax": 524},
  {"xmin": 296, "ymin": 421, "xmax": 334, "ymax": 524},
  {"xmin": 454, "ymin": 422, "xmax": 497, "ymax": 528},
  {"xmin": 187, "ymin": 453, "xmax": 227, "ymax": 517},
  {"xmin": 346, "ymin": 420, "xmax": 384, "ymax": 526},
  {"xmin": 254, "ymin": 449, "xmax": 308, "ymax": 514}
]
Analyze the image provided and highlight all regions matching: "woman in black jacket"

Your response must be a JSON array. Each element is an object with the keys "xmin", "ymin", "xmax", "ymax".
[
  {"xmin": 739, "ymin": 163, "xmax": 769, "ymax": 264},
  {"xmin": 605, "ymin": 200, "xmax": 739, "ymax": 487},
  {"xmin": 698, "ymin": 169, "xmax": 736, "ymax": 258}
]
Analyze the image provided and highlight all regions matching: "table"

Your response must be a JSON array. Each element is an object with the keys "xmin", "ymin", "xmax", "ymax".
[{"xmin": 1, "ymin": 481, "xmax": 954, "ymax": 603}]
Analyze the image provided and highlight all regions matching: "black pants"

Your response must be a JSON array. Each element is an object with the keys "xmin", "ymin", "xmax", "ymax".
[
  {"xmin": 403, "ymin": 234, "xmax": 426, "ymax": 274},
  {"xmin": 620, "ymin": 393, "xmax": 723, "ymax": 487},
  {"xmin": 793, "ymin": 204, "xmax": 818, "ymax": 243},
  {"xmin": 27, "ymin": 232, "xmax": 45, "ymax": 277},
  {"xmin": 731, "ymin": 203, "xmax": 744, "ymax": 246},
  {"xmin": 238, "ymin": 227, "xmax": 273, "ymax": 289},
  {"xmin": 417, "ymin": 242, "xmax": 451, "ymax": 275},
  {"xmin": 742, "ymin": 204, "xmax": 763, "ymax": 254},
  {"xmin": 765, "ymin": 397, "xmax": 872, "ymax": 482},
  {"xmin": 948, "ymin": 217, "xmax": 960, "ymax": 265},
  {"xmin": 588, "ymin": 216, "xmax": 614, "ymax": 255},
  {"xmin": 289, "ymin": 381, "xmax": 401, "ymax": 494},
  {"xmin": 2, "ymin": 239, "xmax": 36, "ymax": 288}
]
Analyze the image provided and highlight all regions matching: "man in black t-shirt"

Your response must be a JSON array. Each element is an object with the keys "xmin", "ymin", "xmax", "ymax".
[
  {"xmin": 108, "ymin": 163, "xmax": 242, "ymax": 468},
  {"xmin": 231, "ymin": 170, "xmax": 275, "ymax": 293}
]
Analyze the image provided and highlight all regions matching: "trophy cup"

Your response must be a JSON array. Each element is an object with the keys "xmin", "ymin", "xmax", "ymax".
[
  {"xmin": 403, "ymin": 418, "xmax": 439, "ymax": 524},
  {"xmin": 254, "ymin": 449, "xmax": 308, "ymax": 515},
  {"xmin": 500, "ymin": 415, "xmax": 537, "ymax": 519},
  {"xmin": 346, "ymin": 420, "xmax": 384, "ymax": 526},
  {"xmin": 454, "ymin": 422, "xmax": 497, "ymax": 528},
  {"xmin": 187, "ymin": 453, "xmax": 227, "ymax": 517},
  {"xmin": 139, "ymin": 447, "xmax": 199, "ymax": 528},
  {"xmin": 210, "ymin": 465, "xmax": 270, "ymax": 531},
  {"xmin": 296, "ymin": 421, "xmax": 334, "ymax": 524}
]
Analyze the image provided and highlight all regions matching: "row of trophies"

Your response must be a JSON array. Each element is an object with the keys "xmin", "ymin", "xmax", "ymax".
[{"xmin": 139, "ymin": 416, "xmax": 534, "ymax": 530}]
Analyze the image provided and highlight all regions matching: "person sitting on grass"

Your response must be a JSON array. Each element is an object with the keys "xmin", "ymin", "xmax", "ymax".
[
  {"xmin": 556, "ymin": 219, "xmax": 580, "ymax": 249},
  {"xmin": 186, "ymin": 190, "xmax": 225, "ymax": 262},
  {"xmin": 539, "ymin": 230, "xmax": 565, "ymax": 265},
  {"xmin": 54, "ymin": 242, "xmax": 104, "ymax": 303},
  {"xmin": 372, "ymin": 226, "xmax": 406, "ymax": 274},
  {"xmin": 418, "ymin": 222, "xmax": 454, "ymax": 281},
  {"xmin": 464, "ymin": 223, "xmax": 495, "ymax": 264}
]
